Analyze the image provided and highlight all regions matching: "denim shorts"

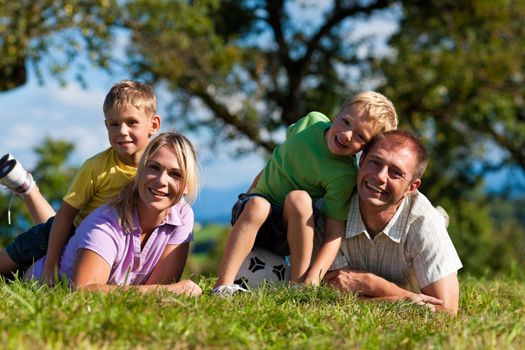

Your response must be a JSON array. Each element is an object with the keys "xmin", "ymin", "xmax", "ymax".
[
  {"xmin": 231, "ymin": 193, "xmax": 290, "ymax": 256},
  {"xmin": 5, "ymin": 216, "xmax": 76, "ymax": 271}
]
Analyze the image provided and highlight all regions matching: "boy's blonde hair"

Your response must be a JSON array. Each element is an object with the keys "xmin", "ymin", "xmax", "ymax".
[
  {"xmin": 342, "ymin": 91, "xmax": 398, "ymax": 132},
  {"xmin": 110, "ymin": 131, "xmax": 199, "ymax": 233},
  {"xmin": 103, "ymin": 80, "xmax": 157, "ymax": 117}
]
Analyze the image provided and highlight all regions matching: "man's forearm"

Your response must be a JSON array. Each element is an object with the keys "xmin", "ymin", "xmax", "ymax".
[
  {"xmin": 324, "ymin": 268, "xmax": 412, "ymax": 298},
  {"xmin": 324, "ymin": 268, "xmax": 444, "ymax": 309}
]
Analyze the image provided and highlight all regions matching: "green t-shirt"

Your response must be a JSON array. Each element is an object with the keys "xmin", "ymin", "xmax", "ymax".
[{"xmin": 252, "ymin": 111, "xmax": 357, "ymax": 221}]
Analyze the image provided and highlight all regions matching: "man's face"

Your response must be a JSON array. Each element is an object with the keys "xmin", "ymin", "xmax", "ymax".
[
  {"xmin": 325, "ymin": 105, "xmax": 377, "ymax": 157},
  {"xmin": 357, "ymin": 138, "xmax": 421, "ymax": 210}
]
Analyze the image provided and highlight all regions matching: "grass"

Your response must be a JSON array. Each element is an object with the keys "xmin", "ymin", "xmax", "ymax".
[
  {"xmin": 1, "ymin": 275, "xmax": 524, "ymax": 349},
  {"xmin": 1, "ymin": 225, "xmax": 524, "ymax": 349}
]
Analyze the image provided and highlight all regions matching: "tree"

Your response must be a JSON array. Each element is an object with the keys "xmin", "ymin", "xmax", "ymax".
[
  {"xmin": 0, "ymin": 0, "xmax": 118, "ymax": 91},
  {"xmin": 1, "ymin": 0, "xmax": 398, "ymax": 152},
  {"xmin": 122, "ymin": 0, "xmax": 397, "ymax": 154},
  {"xmin": 2, "ymin": 0, "xmax": 524, "ymax": 273},
  {"xmin": 378, "ymin": 0, "xmax": 525, "ymax": 193}
]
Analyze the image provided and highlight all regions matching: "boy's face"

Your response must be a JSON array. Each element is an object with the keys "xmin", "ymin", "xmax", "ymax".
[
  {"xmin": 104, "ymin": 105, "xmax": 161, "ymax": 166},
  {"xmin": 325, "ymin": 105, "xmax": 377, "ymax": 157}
]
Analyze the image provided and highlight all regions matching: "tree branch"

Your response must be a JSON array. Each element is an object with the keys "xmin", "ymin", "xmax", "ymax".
[{"xmin": 181, "ymin": 78, "xmax": 276, "ymax": 153}]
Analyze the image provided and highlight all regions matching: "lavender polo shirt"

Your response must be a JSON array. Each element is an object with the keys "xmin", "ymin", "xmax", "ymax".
[{"xmin": 29, "ymin": 200, "xmax": 194, "ymax": 285}]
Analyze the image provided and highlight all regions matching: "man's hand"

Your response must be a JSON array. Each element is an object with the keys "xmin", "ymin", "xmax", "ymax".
[
  {"xmin": 324, "ymin": 268, "xmax": 444, "ymax": 311},
  {"xmin": 324, "ymin": 268, "xmax": 370, "ymax": 294},
  {"xmin": 406, "ymin": 292, "xmax": 443, "ymax": 311}
]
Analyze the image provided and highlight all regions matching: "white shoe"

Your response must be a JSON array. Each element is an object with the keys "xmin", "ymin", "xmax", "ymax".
[
  {"xmin": 212, "ymin": 284, "xmax": 250, "ymax": 297},
  {"xmin": 0, "ymin": 154, "xmax": 35, "ymax": 195}
]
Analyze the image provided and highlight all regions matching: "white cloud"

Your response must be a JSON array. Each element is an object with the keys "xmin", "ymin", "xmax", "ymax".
[
  {"xmin": 0, "ymin": 79, "xmax": 263, "ymax": 191},
  {"xmin": 0, "ymin": 81, "xmax": 109, "ymax": 168}
]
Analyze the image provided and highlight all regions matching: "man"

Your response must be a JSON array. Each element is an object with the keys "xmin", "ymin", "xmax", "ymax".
[{"xmin": 323, "ymin": 130, "xmax": 462, "ymax": 314}]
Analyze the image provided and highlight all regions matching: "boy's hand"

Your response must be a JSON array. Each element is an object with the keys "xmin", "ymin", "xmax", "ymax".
[
  {"xmin": 43, "ymin": 202, "xmax": 79, "ymax": 286},
  {"xmin": 302, "ymin": 274, "xmax": 320, "ymax": 286},
  {"xmin": 41, "ymin": 264, "xmax": 59, "ymax": 285},
  {"xmin": 302, "ymin": 267, "xmax": 322, "ymax": 286}
]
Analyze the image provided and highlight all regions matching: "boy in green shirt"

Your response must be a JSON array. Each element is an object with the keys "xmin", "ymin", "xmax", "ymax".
[{"xmin": 214, "ymin": 91, "xmax": 398, "ymax": 294}]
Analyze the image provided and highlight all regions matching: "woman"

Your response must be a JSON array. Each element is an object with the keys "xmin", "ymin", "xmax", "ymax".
[{"xmin": 25, "ymin": 132, "xmax": 201, "ymax": 296}]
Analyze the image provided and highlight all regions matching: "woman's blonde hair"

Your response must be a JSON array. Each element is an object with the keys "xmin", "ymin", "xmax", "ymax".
[{"xmin": 110, "ymin": 131, "xmax": 199, "ymax": 233}]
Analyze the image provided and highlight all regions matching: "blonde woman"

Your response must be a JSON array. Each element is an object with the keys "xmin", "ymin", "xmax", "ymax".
[{"xmin": 25, "ymin": 132, "xmax": 201, "ymax": 296}]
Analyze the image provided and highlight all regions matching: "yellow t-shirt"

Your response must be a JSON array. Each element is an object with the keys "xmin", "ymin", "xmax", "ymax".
[{"xmin": 63, "ymin": 148, "xmax": 136, "ymax": 227}]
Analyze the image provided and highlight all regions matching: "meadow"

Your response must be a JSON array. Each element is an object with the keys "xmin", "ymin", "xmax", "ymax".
[
  {"xmin": 1, "ymin": 224, "xmax": 524, "ymax": 349},
  {"xmin": 1, "ymin": 274, "xmax": 524, "ymax": 348}
]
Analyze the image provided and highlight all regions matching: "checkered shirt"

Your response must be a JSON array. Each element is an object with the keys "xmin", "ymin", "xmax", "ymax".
[{"xmin": 329, "ymin": 191, "xmax": 462, "ymax": 292}]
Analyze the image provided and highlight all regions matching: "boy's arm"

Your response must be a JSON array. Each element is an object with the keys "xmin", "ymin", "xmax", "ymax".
[
  {"xmin": 42, "ymin": 202, "xmax": 79, "ymax": 283},
  {"xmin": 247, "ymin": 170, "xmax": 262, "ymax": 192},
  {"xmin": 304, "ymin": 217, "xmax": 344, "ymax": 285}
]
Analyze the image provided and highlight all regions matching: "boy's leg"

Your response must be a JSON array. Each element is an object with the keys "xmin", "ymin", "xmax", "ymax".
[
  {"xmin": 20, "ymin": 188, "xmax": 56, "ymax": 224},
  {"xmin": 0, "ymin": 217, "xmax": 54, "ymax": 275},
  {"xmin": 0, "ymin": 250, "xmax": 18, "ymax": 275},
  {"xmin": 215, "ymin": 196, "xmax": 271, "ymax": 287},
  {"xmin": 0, "ymin": 154, "xmax": 55, "ymax": 224},
  {"xmin": 283, "ymin": 190, "xmax": 315, "ymax": 283}
]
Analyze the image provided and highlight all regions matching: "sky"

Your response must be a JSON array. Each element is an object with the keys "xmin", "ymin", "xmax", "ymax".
[
  {"xmin": 0, "ymin": 71, "xmax": 269, "ymax": 187},
  {"xmin": 0, "ymin": 73, "xmax": 266, "ymax": 222},
  {"xmin": 0, "ymin": 1, "xmax": 355, "ymax": 192}
]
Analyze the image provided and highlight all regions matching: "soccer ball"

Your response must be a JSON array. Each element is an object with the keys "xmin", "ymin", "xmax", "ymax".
[{"xmin": 235, "ymin": 248, "xmax": 291, "ymax": 289}]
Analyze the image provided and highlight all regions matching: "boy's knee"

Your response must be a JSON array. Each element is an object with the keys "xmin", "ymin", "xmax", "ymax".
[
  {"xmin": 240, "ymin": 196, "xmax": 271, "ymax": 221},
  {"xmin": 284, "ymin": 190, "xmax": 313, "ymax": 215}
]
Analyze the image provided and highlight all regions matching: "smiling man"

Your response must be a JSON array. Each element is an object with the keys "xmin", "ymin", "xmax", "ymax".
[{"xmin": 323, "ymin": 130, "xmax": 462, "ymax": 314}]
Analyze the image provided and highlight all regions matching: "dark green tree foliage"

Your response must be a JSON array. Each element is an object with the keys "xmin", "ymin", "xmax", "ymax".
[
  {"xmin": 0, "ymin": 0, "xmax": 118, "ymax": 91},
  {"xmin": 377, "ymin": 0, "xmax": 525, "ymax": 273},
  {"xmin": 380, "ymin": 0, "xmax": 525, "ymax": 186},
  {"xmin": 123, "ymin": 0, "xmax": 396, "ymax": 154},
  {"xmin": 0, "ymin": 139, "xmax": 75, "ymax": 244}
]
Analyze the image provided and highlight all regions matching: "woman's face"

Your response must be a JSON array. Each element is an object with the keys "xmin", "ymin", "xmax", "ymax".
[{"xmin": 138, "ymin": 145, "xmax": 184, "ymax": 215}]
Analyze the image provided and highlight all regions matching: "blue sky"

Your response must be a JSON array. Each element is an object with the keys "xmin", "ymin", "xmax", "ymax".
[
  {"xmin": 0, "ymin": 1, "xmax": 402, "ymax": 223},
  {"xmin": 0, "ymin": 72, "xmax": 266, "ymax": 222},
  {"xmin": 0, "ymin": 2, "xmax": 356, "ymax": 192},
  {"xmin": 0, "ymin": 75, "xmax": 267, "ymax": 188}
]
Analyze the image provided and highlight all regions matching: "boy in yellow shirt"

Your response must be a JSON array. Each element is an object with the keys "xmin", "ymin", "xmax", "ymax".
[{"xmin": 0, "ymin": 80, "xmax": 161, "ymax": 282}]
